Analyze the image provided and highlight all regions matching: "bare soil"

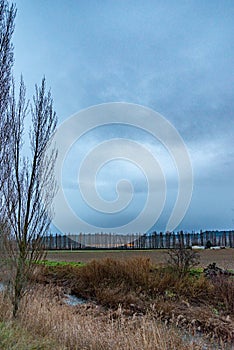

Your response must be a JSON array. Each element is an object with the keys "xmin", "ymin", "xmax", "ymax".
[{"xmin": 46, "ymin": 248, "xmax": 234, "ymax": 270}]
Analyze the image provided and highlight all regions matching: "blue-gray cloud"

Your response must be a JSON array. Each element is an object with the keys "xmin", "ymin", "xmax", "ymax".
[{"xmin": 13, "ymin": 0, "xmax": 234, "ymax": 232}]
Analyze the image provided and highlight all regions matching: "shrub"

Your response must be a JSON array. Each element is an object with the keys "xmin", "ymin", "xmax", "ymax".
[
  {"xmin": 209, "ymin": 274, "xmax": 234, "ymax": 315},
  {"xmin": 166, "ymin": 245, "xmax": 200, "ymax": 276}
]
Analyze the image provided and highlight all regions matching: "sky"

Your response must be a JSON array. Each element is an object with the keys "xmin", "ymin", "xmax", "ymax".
[{"xmin": 13, "ymin": 0, "xmax": 234, "ymax": 234}]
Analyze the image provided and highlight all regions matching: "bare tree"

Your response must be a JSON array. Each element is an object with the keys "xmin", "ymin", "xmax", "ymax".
[
  {"xmin": 0, "ymin": 0, "xmax": 57, "ymax": 317},
  {"xmin": 0, "ymin": 0, "xmax": 16, "ymax": 282},
  {"xmin": 0, "ymin": 0, "xmax": 16, "ymax": 191},
  {"xmin": 166, "ymin": 243, "xmax": 200, "ymax": 276},
  {"xmin": 2, "ymin": 77, "xmax": 57, "ymax": 316}
]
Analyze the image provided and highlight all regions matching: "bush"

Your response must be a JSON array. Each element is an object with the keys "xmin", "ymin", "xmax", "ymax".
[
  {"xmin": 166, "ymin": 245, "xmax": 200, "ymax": 276},
  {"xmin": 71, "ymin": 257, "xmax": 152, "ymax": 307},
  {"xmin": 209, "ymin": 274, "xmax": 234, "ymax": 315}
]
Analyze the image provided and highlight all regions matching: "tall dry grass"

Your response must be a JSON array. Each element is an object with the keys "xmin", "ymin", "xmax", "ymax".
[
  {"xmin": 1, "ymin": 256, "xmax": 233, "ymax": 349},
  {"xmin": 0, "ymin": 285, "xmax": 217, "ymax": 350},
  {"xmin": 35, "ymin": 257, "xmax": 234, "ymax": 343},
  {"xmin": 0, "ymin": 291, "xmax": 57, "ymax": 349}
]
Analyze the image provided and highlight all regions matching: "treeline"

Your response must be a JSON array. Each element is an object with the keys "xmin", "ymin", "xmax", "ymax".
[{"xmin": 43, "ymin": 230, "xmax": 234, "ymax": 250}]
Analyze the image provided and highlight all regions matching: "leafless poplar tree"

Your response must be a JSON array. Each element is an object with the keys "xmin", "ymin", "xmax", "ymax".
[
  {"xmin": 0, "ymin": 0, "xmax": 16, "ymax": 191},
  {"xmin": 1, "ymin": 77, "xmax": 57, "ymax": 316},
  {"xmin": 0, "ymin": 0, "xmax": 58, "ymax": 317},
  {"xmin": 0, "ymin": 0, "xmax": 16, "ymax": 283}
]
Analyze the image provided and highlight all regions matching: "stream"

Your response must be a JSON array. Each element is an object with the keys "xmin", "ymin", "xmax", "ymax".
[{"xmin": 0, "ymin": 282, "xmax": 86, "ymax": 306}]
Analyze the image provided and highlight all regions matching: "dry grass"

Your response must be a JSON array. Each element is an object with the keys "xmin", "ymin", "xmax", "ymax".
[
  {"xmin": 1, "ymin": 254, "xmax": 234, "ymax": 349},
  {"xmin": 209, "ymin": 274, "xmax": 234, "ymax": 313},
  {"xmin": 36, "ymin": 257, "xmax": 234, "ymax": 343},
  {"xmin": 0, "ymin": 285, "xmax": 221, "ymax": 350}
]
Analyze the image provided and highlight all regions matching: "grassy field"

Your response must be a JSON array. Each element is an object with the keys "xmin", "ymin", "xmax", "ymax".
[{"xmin": 46, "ymin": 248, "xmax": 234, "ymax": 270}]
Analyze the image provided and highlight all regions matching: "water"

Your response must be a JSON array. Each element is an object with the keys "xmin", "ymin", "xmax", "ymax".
[
  {"xmin": 63, "ymin": 294, "xmax": 86, "ymax": 306},
  {"xmin": 0, "ymin": 282, "xmax": 6, "ymax": 292},
  {"xmin": 0, "ymin": 282, "xmax": 86, "ymax": 307}
]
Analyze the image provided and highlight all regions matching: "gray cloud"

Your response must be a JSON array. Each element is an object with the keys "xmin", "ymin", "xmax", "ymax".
[{"xmin": 13, "ymin": 0, "xmax": 234, "ymax": 232}]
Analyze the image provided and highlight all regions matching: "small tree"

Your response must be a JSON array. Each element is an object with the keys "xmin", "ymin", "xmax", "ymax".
[
  {"xmin": 2, "ymin": 77, "xmax": 57, "ymax": 316},
  {"xmin": 167, "ymin": 244, "xmax": 200, "ymax": 276}
]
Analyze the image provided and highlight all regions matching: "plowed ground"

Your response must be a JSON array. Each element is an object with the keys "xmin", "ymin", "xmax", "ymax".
[{"xmin": 47, "ymin": 248, "xmax": 234, "ymax": 270}]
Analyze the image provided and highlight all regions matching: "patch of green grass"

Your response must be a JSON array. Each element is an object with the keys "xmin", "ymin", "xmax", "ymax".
[
  {"xmin": 37, "ymin": 260, "xmax": 85, "ymax": 267},
  {"xmin": 189, "ymin": 267, "xmax": 203, "ymax": 277},
  {"xmin": 0, "ymin": 321, "xmax": 57, "ymax": 350}
]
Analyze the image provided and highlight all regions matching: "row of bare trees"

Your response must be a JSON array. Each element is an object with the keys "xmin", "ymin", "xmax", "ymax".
[{"xmin": 0, "ymin": 0, "xmax": 57, "ymax": 316}]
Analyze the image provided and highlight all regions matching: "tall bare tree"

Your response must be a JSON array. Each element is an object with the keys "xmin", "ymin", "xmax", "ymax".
[
  {"xmin": 0, "ymin": 0, "xmax": 58, "ymax": 317},
  {"xmin": 0, "ymin": 0, "xmax": 16, "ymax": 283},
  {"xmin": 2, "ymin": 77, "xmax": 57, "ymax": 316},
  {"xmin": 0, "ymin": 0, "xmax": 16, "ymax": 191}
]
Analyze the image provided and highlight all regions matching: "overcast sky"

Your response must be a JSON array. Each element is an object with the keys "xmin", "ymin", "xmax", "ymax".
[{"xmin": 13, "ymin": 0, "xmax": 234, "ymax": 233}]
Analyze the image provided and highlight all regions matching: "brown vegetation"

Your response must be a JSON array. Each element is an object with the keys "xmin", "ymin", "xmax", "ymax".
[
  {"xmin": 1, "ymin": 253, "xmax": 234, "ymax": 348},
  {"xmin": 37, "ymin": 256, "xmax": 234, "ymax": 344},
  {"xmin": 0, "ymin": 285, "xmax": 228, "ymax": 350}
]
